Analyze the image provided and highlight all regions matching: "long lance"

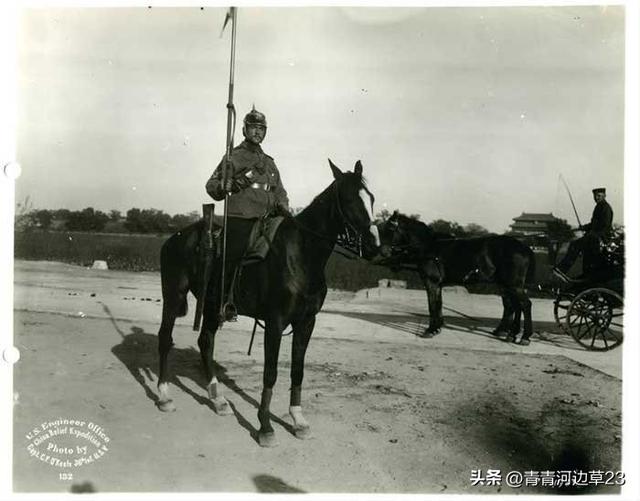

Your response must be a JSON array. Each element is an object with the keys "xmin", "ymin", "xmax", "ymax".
[
  {"xmin": 559, "ymin": 174, "xmax": 582, "ymax": 229},
  {"xmin": 219, "ymin": 6, "xmax": 238, "ymax": 323}
]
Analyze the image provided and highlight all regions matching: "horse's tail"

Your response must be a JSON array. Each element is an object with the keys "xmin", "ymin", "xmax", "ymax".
[{"xmin": 524, "ymin": 244, "xmax": 537, "ymax": 287}]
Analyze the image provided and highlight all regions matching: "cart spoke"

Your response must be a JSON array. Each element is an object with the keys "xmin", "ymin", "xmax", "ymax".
[
  {"xmin": 574, "ymin": 316, "xmax": 587, "ymax": 339},
  {"xmin": 599, "ymin": 327, "xmax": 609, "ymax": 350},
  {"xmin": 588, "ymin": 322, "xmax": 597, "ymax": 349}
]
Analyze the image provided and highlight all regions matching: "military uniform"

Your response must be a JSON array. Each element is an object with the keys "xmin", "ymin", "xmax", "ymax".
[
  {"xmin": 557, "ymin": 190, "xmax": 614, "ymax": 275},
  {"xmin": 206, "ymin": 141, "xmax": 289, "ymax": 218},
  {"xmin": 580, "ymin": 198, "xmax": 613, "ymax": 239},
  {"xmin": 204, "ymin": 108, "xmax": 289, "ymax": 315}
]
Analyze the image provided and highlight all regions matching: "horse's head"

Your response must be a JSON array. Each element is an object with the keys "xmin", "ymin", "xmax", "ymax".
[
  {"xmin": 377, "ymin": 210, "xmax": 410, "ymax": 258},
  {"xmin": 328, "ymin": 159, "xmax": 380, "ymax": 259}
]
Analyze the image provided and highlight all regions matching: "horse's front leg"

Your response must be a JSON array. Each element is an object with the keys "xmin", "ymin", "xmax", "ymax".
[
  {"xmin": 289, "ymin": 314, "xmax": 316, "ymax": 440},
  {"xmin": 425, "ymin": 282, "xmax": 443, "ymax": 336},
  {"xmin": 515, "ymin": 288, "xmax": 533, "ymax": 346},
  {"xmin": 258, "ymin": 317, "xmax": 284, "ymax": 447},
  {"xmin": 420, "ymin": 266, "xmax": 443, "ymax": 336}
]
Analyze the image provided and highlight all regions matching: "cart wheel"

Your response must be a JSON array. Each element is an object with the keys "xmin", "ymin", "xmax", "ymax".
[
  {"xmin": 553, "ymin": 291, "xmax": 574, "ymax": 334},
  {"xmin": 566, "ymin": 287, "xmax": 623, "ymax": 351}
]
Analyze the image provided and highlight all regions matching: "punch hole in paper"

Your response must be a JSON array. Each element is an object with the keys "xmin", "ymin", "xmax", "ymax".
[
  {"xmin": 3, "ymin": 346, "xmax": 21, "ymax": 364},
  {"xmin": 4, "ymin": 161, "xmax": 22, "ymax": 179}
]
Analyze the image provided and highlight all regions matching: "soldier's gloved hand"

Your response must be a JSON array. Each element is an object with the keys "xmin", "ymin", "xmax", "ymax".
[
  {"xmin": 270, "ymin": 204, "xmax": 291, "ymax": 218},
  {"xmin": 224, "ymin": 178, "xmax": 237, "ymax": 193},
  {"xmin": 233, "ymin": 174, "xmax": 251, "ymax": 190}
]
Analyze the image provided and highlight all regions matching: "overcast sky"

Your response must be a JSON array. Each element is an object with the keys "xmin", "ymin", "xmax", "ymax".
[{"xmin": 15, "ymin": 5, "xmax": 625, "ymax": 233}]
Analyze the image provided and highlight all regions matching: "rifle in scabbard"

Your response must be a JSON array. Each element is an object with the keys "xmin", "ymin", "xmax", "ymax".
[{"xmin": 193, "ymin": 203, "xmax": 216, "ymax": 331}]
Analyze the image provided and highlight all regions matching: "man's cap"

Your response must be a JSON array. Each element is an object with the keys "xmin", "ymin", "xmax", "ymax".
[
  {"xmin": 592, "ymin": 187, "xmax": 606, "ymax": 195},
  {"xmin": 243, "ymin": 105, "xmax": 267, "ymax": 127}
]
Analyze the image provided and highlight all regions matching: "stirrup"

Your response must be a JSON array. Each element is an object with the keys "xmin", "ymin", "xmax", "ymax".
[{"xmin": 221, "ymin": 302, "xmax": 238, "ymax": 322}]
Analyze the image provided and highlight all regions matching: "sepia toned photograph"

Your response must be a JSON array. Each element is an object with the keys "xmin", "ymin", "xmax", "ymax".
[{"xmin": 2, "ymin": 1, "xmax": 638, "ymax": 497}]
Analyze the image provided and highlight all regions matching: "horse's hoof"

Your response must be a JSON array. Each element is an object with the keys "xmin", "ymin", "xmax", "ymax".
[
  {"xmin": 258, "ymin": 431, "xmax": 278, "ymax": 448},
  {"xmin": 212, "ymin": 397, "xmax": 233, "ymax": 416},
  {"xmin": 293, "ymin": 425, "xmax": 312, "ymax": 440},
  {"xmin": 492, "ymin": 330, "xmax": 507, "ymax": 337},
  {"xmin": 157, "ymin": 399, "xmax": 176, "ymax": 412},
  {"xmin": 506, "ymin": 335, "xmax": 517, "ymax": 344},
  {"xmin": 519, "ymin": 339, "xmax": 531, "ymax": 346}
]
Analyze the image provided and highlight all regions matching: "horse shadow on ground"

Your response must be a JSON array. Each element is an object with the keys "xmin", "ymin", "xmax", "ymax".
[
  {"xmin": 322, "ymin": 305, "xmax": 583, "ymax": 350},
  {"xmin": 101, "ymin": 303, "xmax": 295, "ymax": 445},
  {"xmin": 252, "ymin": 475, "xmax": 306, "ymax": 493}
]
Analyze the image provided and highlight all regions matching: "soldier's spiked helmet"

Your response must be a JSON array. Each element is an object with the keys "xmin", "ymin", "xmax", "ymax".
[{"xmin": 243, "ymin": 106, "xmax": 267, "ymax": 128}]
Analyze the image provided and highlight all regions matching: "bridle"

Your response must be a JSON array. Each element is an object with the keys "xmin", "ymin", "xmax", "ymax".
[
  {"xmin": 334, "ymin": 182, "xmax": 369, "ymax": 258},
  {"xmin": 293, "ymin": 180, "xmax": 370, "ymax": 258},
  {"xmin": 381, "ymin": 218, "xmax": 421, "ymax": 262}
]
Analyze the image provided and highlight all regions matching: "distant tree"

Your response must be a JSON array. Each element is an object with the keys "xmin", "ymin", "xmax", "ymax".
[
  {"xmin": 408, "ymin": 213, "xmax": 421, "ymax": 221},
  {"xmin": 51, "ymin": 208, "xmax": 71, "ymax": 220},
  {"xmin": 428, "ymin": 219, "xmax": 466, "ymax": 237},
  {"xmin": 65, "ymin": 207, "xmax": 109, "ymax": 231},
  {"xmin": 33, "ymin": 209, "xmax": 53, "ymax": 230},
  {"xmin": 109, "ymin": 210, "xmax": 122, "ymax": 221},
  {"xmin": 14, "ymin": 197, "xmax": 35, "ymax": 231},
  {"xmin": 463, "ymin": 223, "xmax": 489, "ymax": 237},
  {"xmin": 170, "ymin": 210, "xmax": 201, "ymax": 230},
  {"xmin": 124, "ymin": 208, "xmax": 171, "ymax": 233},
  {"xmin": 546, "ymin": 218, "xmax": 575, "ymax": 243}
]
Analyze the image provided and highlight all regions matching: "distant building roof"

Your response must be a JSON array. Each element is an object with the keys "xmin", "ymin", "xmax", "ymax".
[
  {"xmin": 509, "ymin": 212, "xmax": 565, "ymax": 237},
  {"xmin": 512, "ymin": 213, "xmax": 559, "ymax": 222},
  {"xmin": 511, "ymin": 223, "xmax": 549, "ymax": 231}
]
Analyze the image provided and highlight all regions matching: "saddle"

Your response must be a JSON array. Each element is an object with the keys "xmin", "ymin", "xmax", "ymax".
[
  {"xmin": 242, "ymin": 215, "xmax": 285, "ymax": 265},
  {"xmin": 201, "ymin": 213, "xmax": 285, "ymax": 263},
  {"xmin": 193, "ymin": 204, "xmax": 285, "ymax": 328}
]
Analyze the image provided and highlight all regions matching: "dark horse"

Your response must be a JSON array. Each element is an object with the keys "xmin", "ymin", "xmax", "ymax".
[
  {"xmin": 157, "ymin": 160, "xmax": 380, "ymax": 447},
  {"xmin": 377, "ymin": 212, "xmax": 535, "ymax": 344}
]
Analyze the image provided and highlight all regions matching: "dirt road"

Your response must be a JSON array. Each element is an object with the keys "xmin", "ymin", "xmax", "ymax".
[{"xmin": 12, "ymin": 261, "xmax": 622, "ymax": 494}]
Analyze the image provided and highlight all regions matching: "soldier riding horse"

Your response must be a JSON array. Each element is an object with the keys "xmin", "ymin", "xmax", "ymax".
[{"xmin": 156, "ymin": 160, "xmax": 380, "ymax": 447}]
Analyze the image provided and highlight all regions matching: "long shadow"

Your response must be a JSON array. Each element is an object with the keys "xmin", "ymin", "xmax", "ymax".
[
  {"xmin": 322, "ymin": 306, "xmax": 583, "ymax": 350},
  {"xmin": 102, "ymin": 303, "xmax": 295, "ymax": 443}
]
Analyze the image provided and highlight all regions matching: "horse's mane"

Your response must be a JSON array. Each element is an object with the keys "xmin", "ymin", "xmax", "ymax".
[
  {"xmin": 298, "ymin": 172, "xmax": 369, "ymax": 217},
  {"xmin": 393, "ymin": 213, "xmax": 451, "ymax": 242}
]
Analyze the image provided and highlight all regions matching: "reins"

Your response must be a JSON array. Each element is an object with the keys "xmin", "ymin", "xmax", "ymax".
[
  {"xmin": 291, "ymin": 181, "xmax": 365, "ymax": 256},
  {"xmin": 246, "ymin": 180, "xmax": 368, "ymax": 356}
]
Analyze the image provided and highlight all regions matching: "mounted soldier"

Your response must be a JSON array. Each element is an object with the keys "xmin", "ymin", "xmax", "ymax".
[
  {"xmin": 204, "ymin": 106, "xmax": 290, "ymax": 319},
  {"xmin": 553, "ymin": 187, "xmax": 614, "ymax": 281},
  {"xmin": 206, "ymin": 106, "xmax": 289, "ymax": 217}
]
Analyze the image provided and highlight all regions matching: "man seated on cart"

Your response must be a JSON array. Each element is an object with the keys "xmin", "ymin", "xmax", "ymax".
[{"xmin": 552, "ymin": 187, "xmax": 613, "ymax": 282}]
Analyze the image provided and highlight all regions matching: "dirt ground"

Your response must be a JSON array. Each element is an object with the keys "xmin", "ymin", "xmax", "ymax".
[{"xmin": 11, "ymin": 261, "xmax": 622, "ymax": 494}]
